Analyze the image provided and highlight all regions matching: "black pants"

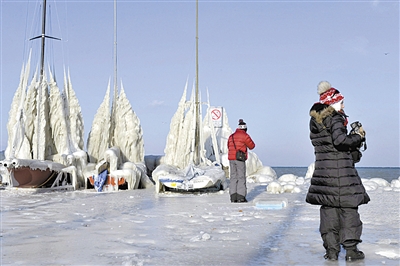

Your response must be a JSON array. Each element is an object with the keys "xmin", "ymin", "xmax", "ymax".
[{"xmin": 319, "ymin": 206, "xmax": 363, "ymax": 252}]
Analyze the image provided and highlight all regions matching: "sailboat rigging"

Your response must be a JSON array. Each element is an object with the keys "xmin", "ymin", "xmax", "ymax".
[{"xmin": 29, "ymin": 0, "xmax": 61, "ymax": 85}]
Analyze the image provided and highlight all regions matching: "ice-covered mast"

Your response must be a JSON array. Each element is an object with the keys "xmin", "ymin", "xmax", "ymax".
[
  {"xmin": 39, "ymin": 0, "xmax": 47, "ymax": 83},
  {"xmin": 29, "ymin": 0, "xmax": 60, "ymax": 159},
  {"xmin": 194, "ymin": 0, "xmax": 200, "ymax": 165},
  {"xmin": 110, "ymin": 0, "xmax": 118, "ymax": 146}
]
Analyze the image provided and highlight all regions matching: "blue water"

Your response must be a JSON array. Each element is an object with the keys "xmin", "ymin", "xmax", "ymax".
[{"xmin": 272, "ymin": 167, "xmax": 400, "ymax": 182}]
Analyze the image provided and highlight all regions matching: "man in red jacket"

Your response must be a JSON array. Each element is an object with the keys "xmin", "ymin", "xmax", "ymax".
[{"xmin": 227, "ymin": 119, "xmax": 255, "ymax": 202}]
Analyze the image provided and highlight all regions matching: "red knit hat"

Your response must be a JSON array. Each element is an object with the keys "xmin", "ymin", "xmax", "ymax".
[{"xmin": 319, "ymin": 87, "xmax": 344, "ymax": 105}]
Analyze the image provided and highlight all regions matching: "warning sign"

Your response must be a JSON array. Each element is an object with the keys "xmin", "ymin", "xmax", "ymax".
[{"xmin": 210, "ymin": 106, "xmax": 223, "ymax": 128}]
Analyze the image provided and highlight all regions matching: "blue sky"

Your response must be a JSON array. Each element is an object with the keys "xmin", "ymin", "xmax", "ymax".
[{"xmin": 1, "ymin": 0, "xmax": 399, "ymax": 167}]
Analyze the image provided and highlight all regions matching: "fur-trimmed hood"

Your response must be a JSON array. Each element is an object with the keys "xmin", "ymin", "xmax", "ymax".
[
  {"xmin": 309, "ymin": 103, "xmax": 336, "ymax": 124},
  {"xmin": 309, "ymin": 103, "xmax": 348, "ymax": 134},
  {"xmin": 309, "ymin": 103, "xmax": 341, "ymax": 134}
]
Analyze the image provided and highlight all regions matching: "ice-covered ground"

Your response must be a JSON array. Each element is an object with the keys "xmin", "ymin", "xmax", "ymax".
[{"xmin": 1, "ymin": 176, "xmax": 399, "ymax": 266}]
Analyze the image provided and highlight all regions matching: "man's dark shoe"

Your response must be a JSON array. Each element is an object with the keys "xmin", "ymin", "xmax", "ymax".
[
  {"xmin": 230, "ymin": 193, "xmax": 238, "ymax": 203},
  {"xmin": 324, "ymin": 249, "xmax": 338, "ymax": 261},
  {"xmin": 236, "ymin": 195, "xmax": 248, "ymax": 203},
  {"xmin": 345, "ymin": 247, "xmax": 365, "ymax": 261}
]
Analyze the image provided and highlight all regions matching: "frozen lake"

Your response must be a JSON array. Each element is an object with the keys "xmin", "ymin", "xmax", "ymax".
[{"xmin": 1, "ymin": 181, "xmax": 399, "ymax": 265}]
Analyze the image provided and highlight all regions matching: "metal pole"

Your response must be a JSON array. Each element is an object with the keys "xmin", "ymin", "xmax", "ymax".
[
  {"xmin": 194, "ymin": 0, "xmax": 200, "ymax": 165},
  {"xmin": 110, "ymin": 0, "xmax": 118, "ymax": 147},
  {"xmin": 39, "ymin": 0, "xmax": 47, "ymax": 83},
  {"xmin": 114, "ymin": 0, "xmax": 118, "ymax": 100},
  {"xmin": 36, "ymin": 0, "xmax": 47, "ymax": 159}
]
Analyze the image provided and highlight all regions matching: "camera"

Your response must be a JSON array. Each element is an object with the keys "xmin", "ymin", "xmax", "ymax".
[
  {"xmin": 350, "ymin": 121, "xmax": 367, "ymax": 151},
  {"xmin": 348, "ymin": 121, "xmax": 367, "ymax": 163},
  {"xmin": 350, "ymin": 121, "xmax": 363, "ymax": 135}
]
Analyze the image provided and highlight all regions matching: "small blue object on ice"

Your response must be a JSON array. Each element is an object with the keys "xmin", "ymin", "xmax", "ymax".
[
  {"xmin": 254, "ymin": 199, "xmax": 288, "ymax": 210},
  {"xmin": 94, "ymin": 169, "xmax": 108, "ymax": 192}
]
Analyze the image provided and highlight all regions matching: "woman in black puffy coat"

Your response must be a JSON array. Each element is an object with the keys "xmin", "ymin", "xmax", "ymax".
[{"xmin": 306, "ymin": 81, "xmax": 370, "ymax": 262}]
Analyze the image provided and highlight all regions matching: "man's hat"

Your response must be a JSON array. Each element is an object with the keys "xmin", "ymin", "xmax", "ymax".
[{"xmin": 238, "ymin": 119, "xmax": 247, "ymax": 129}]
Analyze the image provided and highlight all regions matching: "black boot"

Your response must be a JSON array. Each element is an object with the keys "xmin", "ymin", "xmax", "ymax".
[
  {"xmin": 345, "ymin": 247, "xmax": 365, "ymax": 261},
  {"xmin": 236, "ymin": 194, "xmax": 248, "ymax": 203},
  {"xmin": 230, "ymin": 193, "xmax": 238, "ymax": 203},
  {"xmin": 324, "ymin": 249, "xmax": 338, "ymax": 261}
]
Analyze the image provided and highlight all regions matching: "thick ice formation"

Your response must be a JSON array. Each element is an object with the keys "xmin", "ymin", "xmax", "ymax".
[
  {"xmin": 86, "ymin": 81, "xmax": 111, "ymax": 163},
  {"xmin": 113, "ymin": 83, "xmax": 144, "ymax": 163},
  {"xmin": 84, "ymin": 81, "xmax": 149, "ymax": 191},
  {"xmin": 32, "ymin": 74, "xmax": 53, "ymax": 160},
  {"xmin": 87, "ymin": 82, "xmax": 144, "ymax": 165},
  {"xmin": 48, "ymin": 71, "xmax": 69, "ymax": 160},
  {"xmin": 5, "ymin": 57, "xmax": 85, "ymax": 164},
  {"xmin": 153, "ymin": 82, "xmax": 228, "ymax": 192},
  {"xmin": 161, "ymin": 83, "xmax": 229, "ymax": 170},
  {"xmin": 161, "ymin": 81, "xmax": 195, "ymax": 169},
  {"xmin": 3, "ymin": 55, "xmax": 148, "ymax": 191},
  {"xmin": 2, "ymin": 56, "xmax": 86, "ymax": 188},
  {"xmin": 5, "ymin": 56, "xmax": 32, "ymax": 160},
  {"xmin": 62, "ymin": 70, "xmax": 85, "ymax": 154},
  {"xmin": 23, "ymin": 70, "xmax": 39, "ymax": 156}
]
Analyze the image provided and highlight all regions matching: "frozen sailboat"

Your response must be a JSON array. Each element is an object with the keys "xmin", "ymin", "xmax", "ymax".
[
  {"xmin": 152, "ymin": 1, "xmax": 227, "ymax": 193},
  {"xmin": 0, "ymin": 0, "xmax": 86, "ymax": 190},
  {"xmin": 153, "ymin": 85, "xmax": 229, "ymax": 192},
  {"xmin": 84, "ymin": 0, "xmax": 151, "ymax": 192}
]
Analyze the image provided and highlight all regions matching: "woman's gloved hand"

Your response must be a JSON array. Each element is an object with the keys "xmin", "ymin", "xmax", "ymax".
[{"xmin": 358, "ymin": 126, "xmax": 366, "ymax": 139}]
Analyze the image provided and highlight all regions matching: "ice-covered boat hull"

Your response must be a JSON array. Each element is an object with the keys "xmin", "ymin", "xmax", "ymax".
[
  {"xmin": 154, "ymin": 164, "xmax": 227, "ymax": 192},
  {"xmin": 10, "ymin": 167, "xmax": 57, "ymax": 188},
  {"xmin": 160, "ymin": 178, "xmax": 222, "ymax": 191},
  {"xmin": 1, "ymin": 159, "xmax": 68, "ymax": 189}
]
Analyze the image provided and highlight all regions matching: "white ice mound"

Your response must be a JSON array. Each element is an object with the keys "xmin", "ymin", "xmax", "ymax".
[
  {"xmin": 375, "ymin": 249, "xmax": 400, "ymax": 260},
  {"xmin": 278, "ymin": 174, "xmax": 297, "ymax": 182},
  {"xmin": 368, "ymin": 177, "xmax": 390, "ymax": 187},
  {"xmin": 247, "ymin": 165, "xmax": 277, "ymax": 183},
  {"xmin": 362, "ymin": 177, "xmax": 392, "ymax": 191},
  {"xmin": 263, "ymin": 173, "xmax": 305, "ymax": 194},
  {"xmin": 295, "ymin": 177, "xmax": 305, "ymax": 185},
  {"xmin": 266, "ymin": 181, "xmax": 282, "ymax": 194},
  {"xmin": 390, "ymin": 177, "xmax": 400, "ymax": 188}
]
